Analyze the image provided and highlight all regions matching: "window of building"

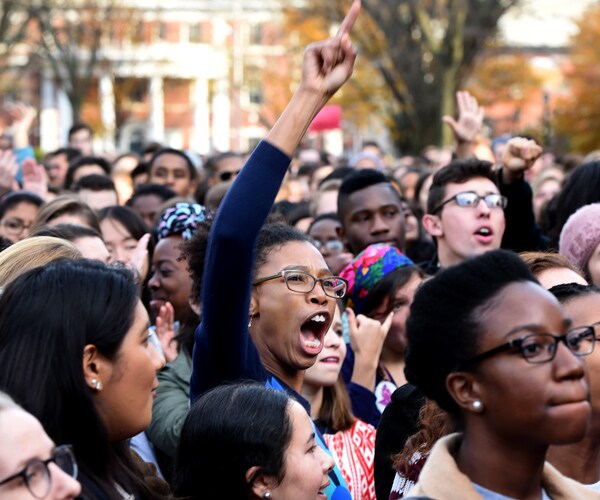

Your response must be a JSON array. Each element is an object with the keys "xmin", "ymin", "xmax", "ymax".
[
  {"xmin": 246, "ymin": 67, "xmax": 263, "ymax": 105},
  {"xmin": 189, "ymin": 23, "xmax": 203, "ymax": 43},
  {"xmin": 249, "ymin": 23, "xmax": 262, "ymax": 45}
]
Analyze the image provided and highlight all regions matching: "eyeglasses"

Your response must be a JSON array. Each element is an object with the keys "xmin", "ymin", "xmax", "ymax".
[
  {"xmin": 0, "ymin": 445, "xmax": 78, "ymax": 498},
  {"xmin": 219, "ymin": 170, "xmax": 241, "ymax": 182},
  {"xmin": 0, "ymin": 218, "xmax": 31, "ymax": 237},
  {"xmin": 464, "ymin": 325, "xmax": 596, "ymax": 365},
  {"xmin": 432, "ymin": 191, "xmax": 507, "ymax": 214},
  {"xmin": 253, "ymin": 270, "xmax": 347, "ymax": 298},
  {"xmin": 312, "ymin": 239, "xmax": 344, "ymax": 253}
]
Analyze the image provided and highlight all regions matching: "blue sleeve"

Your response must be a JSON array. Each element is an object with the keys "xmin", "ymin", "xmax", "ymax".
[
  {"xmin": 190, "ymin": 141, "xmax": 291, "ymax": 402},
  {"xmin": 346, "ymin": 381, "xmax": 381, "ymax": 427},
  {"xmin": 14, "ymin": 146, "xmax": 35, "ymax": 184},
  {"xmin": 341, "ymin": 344, "xmax": 381, "ymax": 426}
]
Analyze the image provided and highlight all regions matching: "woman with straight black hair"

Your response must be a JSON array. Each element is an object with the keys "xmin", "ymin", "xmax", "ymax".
[
  {"xmin": 173, "ymin": 383, "xmax": 334, "ymax": 499},
  {"xmin": 0, "ymin": 259, "xmax": 166, "ymax": 499},
  {"xmin": 402, "ymin": 249, "xmax": 596, "ymax": 499},
  {"xmin": 99, "ymin": 204, "xmax": 154, "ymax": 306}
]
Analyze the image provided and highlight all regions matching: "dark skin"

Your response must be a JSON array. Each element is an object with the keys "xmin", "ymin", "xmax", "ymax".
[
  {"xmin": 546, "ymin": 293, "xmax": 600, "ymax": 485},
  {"xmin": 447, "ymin": 282, "xmax": 590, "ymax": 499},
  {"xmin": 338, "ymin": 182, "xmax": 406, "ymax": 254}
]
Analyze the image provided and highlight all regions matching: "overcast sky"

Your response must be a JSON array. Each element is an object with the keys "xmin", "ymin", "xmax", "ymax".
[{"xmin": 499, "ymin": 0, "xmax": 597, "ymax": 46}]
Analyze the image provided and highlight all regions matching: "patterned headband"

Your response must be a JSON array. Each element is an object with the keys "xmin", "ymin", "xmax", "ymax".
[
  {"xmin": 156, "ymin": 202, "xmax": 207, "ymax": 241},
  {"xmin": 340, "ymin": 243, "xmax": 414, "ymax": 314}
]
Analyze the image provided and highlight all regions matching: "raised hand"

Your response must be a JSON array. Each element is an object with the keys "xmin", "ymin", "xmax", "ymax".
[
  {"xmin": 21, "ymin": 158, "xmax": 48, "ymax": 200},
  {"xmin": 347, "ymin": 307, "xmax": 393, "ymax": 391},
  {"xmin": 155, "ymin": 301, "xmax": 178, "ymax": 363},
  {"xmin": 0, "ymin": 149, "xmax": 19, "ymax": 194},
  {"xmin": 443, "ymin": 90, "xmax": 484, "ymax": 144},
  {"xmin": 443, "ymin": 90, "xmax": 484, "ymax": 160},
  {"xmin": 300, "ymin": 0, "xmax": 360, "ymax": 97},
  {"xmin": 7, "ymin": 103, "xmax": 36, "ymax": 149},
  {"xmin": 266, "ymin": 0, "xmax": 359, "ymax": 155},
  {"xmin": 131, "ymin": 233, "xmax": 151, "ymax": 280},
  {"xmin": 502, "ymin": 137, "xmax": 542, "ymax": 175}
]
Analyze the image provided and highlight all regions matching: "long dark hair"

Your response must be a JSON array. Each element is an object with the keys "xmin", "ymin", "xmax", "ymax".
[
  {"xmin": 0, "ymin": 259, "xmax": 162, "ymax": 499},
  {"xmin": 173, "ymin": 383, "xmax": 293, "ymax": 499},
  {"xmin": 98, "ymin": 205, "xmax": 155, "ymax": 308}
]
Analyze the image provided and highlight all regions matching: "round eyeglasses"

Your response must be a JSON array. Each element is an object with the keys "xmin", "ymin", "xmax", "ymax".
[
  {"xmin": 432, "ymin": 191, "xmax": 507, "ymax": 214},
  {"xmin": 312, "ymin": 239, "xmax": 344, "ymax": 253},
  {"xmin": 464, "ymin": 325, "xmax": 596, "ymax": 365},
  {"xmin": 253, "ymin": 269, "xmax": 347, "ymax": 299},
  {"xmin": 0, "ymin": 444, "xmax": 78, "ymax": 498},
  {"xmin": 0, "ymin": 218, "xmax": 31, "ymax": 237}
]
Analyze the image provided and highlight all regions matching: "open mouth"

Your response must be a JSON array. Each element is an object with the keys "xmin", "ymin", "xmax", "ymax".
[
  {"xmin": 474, "ymin": 226, "xmax": 494, "ymax": 243},
  {"xmin": 149, "ymin": 298, "xmax": 167, "ymax": 312},
  {"xmin": 300, "ymin": 313, "xmax": 330, "ymax": 355},
  {"xmin": 318, "ymin": 480, "xmax": 330, "ymax": 498},
  {"xmin": 320, "ymin": 356, "xmax": 340, "ymax": 364}
]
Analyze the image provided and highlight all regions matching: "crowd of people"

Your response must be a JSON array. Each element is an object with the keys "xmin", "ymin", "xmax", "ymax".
[{"xmin": 2, "ymin": 2, "xmax": 600, "ymax": 499}]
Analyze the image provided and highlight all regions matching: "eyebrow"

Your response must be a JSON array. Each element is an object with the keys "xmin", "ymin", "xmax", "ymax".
[
  {"xmin": 351, "ymin": 204, "xmax": 399, "ymax": 215},
  {"xmin": 155, "ymin": 259, "xmax": 176, "ymax": 266},
  {"xmin": 282, "ymin": 265, "xmax": 332, "ymax": 276},
  {"xmin": 306, "ymin": 432, "xmax": 316, "ymax": 445},
  {"xmin": 503, "ymin": 318, "xmax": 573, "ymax": 338}
]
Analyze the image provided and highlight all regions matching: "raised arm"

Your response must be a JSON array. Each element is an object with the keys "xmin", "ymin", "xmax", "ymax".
[
  {"xmin": 190, "ymin": 1, "xmax": 360, "ymax": 401},
  {"xmin": 443, "ymin": 90, "xmax": 484, "ymax": 160}
]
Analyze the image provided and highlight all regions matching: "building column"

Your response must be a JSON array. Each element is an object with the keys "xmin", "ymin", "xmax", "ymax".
[
  {"xmin": 148, "ymin": 76, "xmax": 165, "ymax": 142},
  {"xmin": 57, "ymin": 88, "xmax": 73, "ymax": 149},
  {"xmin": 40, "ymin": 72, "xmax": 60, "ymax": 152},
  {"xmin": 99, "ymin": 73, "xmax": 116, "ymax": 154},
  {"xmin": 191, "ymin": 77, "xmax": 210, "ymax": 154},
  {"xmin": 212, "ymin": 78, "xmax": 230, "ymax": 152}
]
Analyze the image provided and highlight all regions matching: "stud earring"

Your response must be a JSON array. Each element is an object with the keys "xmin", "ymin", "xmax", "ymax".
[
  {"xmin": 91, "ymin": 379, "xmax": 103, "ymax": 391},
  {"xmin": 262, "ymin": 492, "xmax": 272, "ymax": 499},
  {"xmin": 472, "ymin": 400, "xmax": 483, "ymax": 411}
]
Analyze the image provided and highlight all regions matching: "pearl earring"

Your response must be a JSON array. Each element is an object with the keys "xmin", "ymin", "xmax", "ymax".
[
  {"xmin": 91, "ymin": 379, "xmax": 103, "ymax": 391},
  {"xmin": 262, "ymin": 492, "xmax": 272, "ymax": 499},
  {"xmin": 472, "ymin": 400, "xmax": 483, "ymax": 411}
]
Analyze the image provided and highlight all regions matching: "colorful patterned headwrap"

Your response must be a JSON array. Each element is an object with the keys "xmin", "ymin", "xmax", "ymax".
[
  {"xmin": 340, "ymin": 243, "xmax": 413, "ymax": 314},
  {"xmin": 156, "ymin": 202, "xmax": 207, "ymax": 241}
]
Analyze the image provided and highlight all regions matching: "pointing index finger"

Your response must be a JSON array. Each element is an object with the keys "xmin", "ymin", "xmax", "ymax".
[{"xmin": 336, "ymin": 0, "xmax": 361, "ymax": 38}]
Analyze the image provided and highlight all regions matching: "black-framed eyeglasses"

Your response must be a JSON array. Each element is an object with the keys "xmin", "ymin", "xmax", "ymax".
[
  {"xmin": 432, "ymin": 191, "xmax": 507, "ymax": 214},
  {"xmin": 0, "ymin": 218, "xmax": 31, "ymax": 236},
  {"xmin": 219, "ymin": 170, "xmax": 241, "ymax": 182},
  {"xmin": 0, "ymin": 445, "xmax": 78, "ymax": 498},
  {"xmin": 464, "ymin": 325, "xmax": 596, "ymax": 365},
  {"xmin": 253, "ymin": 269, "xmax": 347, "ymax": 298},
  {"xmin": 312, "ymin": 239, "xmax": 344, "ymax": 253}
]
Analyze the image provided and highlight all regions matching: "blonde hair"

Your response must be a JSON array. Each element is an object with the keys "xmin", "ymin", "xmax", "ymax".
[{"xmin": 0, "ymin": 236, "xmax": 82, "ymax": 288}]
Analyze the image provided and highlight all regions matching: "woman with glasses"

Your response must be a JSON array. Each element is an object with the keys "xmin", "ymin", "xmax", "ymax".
[
  {"xmin": 402, "ymin": 249, "xmax": 596, "ymax": 499},
  {"xmin": 188, "ymin": 4, "xmax": 359, "ymax": 498},
  {"xmin": 546, "ymin": 283, "xmax": 600, "ymax": 491},
  {"xmin": 0, "ymin": 191, "xmax": 43, "ymax": 244},
  {"xmin": 0, "ymin": 391, "xmax": 81, "ymax": 499},
  {"xmin": 307, "ymin": 213, "xmax": 353, "ymax": 275},
  {"xmin": 0, "ymin": 260, "xmax": 167, "ymax": 499}
]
